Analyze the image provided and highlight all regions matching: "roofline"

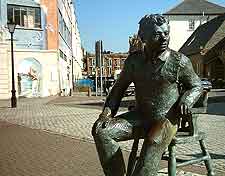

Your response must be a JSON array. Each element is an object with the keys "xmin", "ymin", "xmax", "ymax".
[{"xmin": 163, "ymin": 13, "xmax": 225, "ymax": 16}]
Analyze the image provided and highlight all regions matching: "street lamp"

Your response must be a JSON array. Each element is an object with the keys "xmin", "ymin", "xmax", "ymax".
[{"xmin": 7, "ymin": 22, "xmax": 17, "ymax": 108}]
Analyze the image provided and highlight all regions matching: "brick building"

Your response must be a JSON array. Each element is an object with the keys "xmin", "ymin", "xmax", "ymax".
[{"xmin": 84, "ymin": 52, "xmax": 128, "ymax": 78}]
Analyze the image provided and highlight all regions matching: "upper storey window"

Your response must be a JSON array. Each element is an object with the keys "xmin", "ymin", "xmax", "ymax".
[
  {"xmin": 188, "ymin": 20, "xmax": 195, "ymax": 31},
  {"xmin": 58, "ymin": 10, "xmax": 72, "ymax": 48},
  {"xmin": 7, "ymin": 4, "xmax": 41, "ymax": 29}
]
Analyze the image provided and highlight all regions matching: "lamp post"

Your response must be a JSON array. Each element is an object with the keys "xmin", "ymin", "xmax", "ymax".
[{"xmin": 7, "ymin": 22, "xmax": 17, "ymax": 108}]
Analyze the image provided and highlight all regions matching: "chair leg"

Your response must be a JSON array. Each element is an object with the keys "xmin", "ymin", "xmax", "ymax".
[
  {"xmin": 126, "ymin": 138, "xmax": 139, "ymax": 176},
  {"xmin": 199, "ymin": 139, "xmax": 215, "ymax": 176},
  {"xmin": 168, "ymin": 143, "xmax": 176, "ymax": 176}
]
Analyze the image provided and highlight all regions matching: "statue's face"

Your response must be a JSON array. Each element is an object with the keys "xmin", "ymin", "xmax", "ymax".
[{"xmin": 141, "ymin": 23, "xmax": 170, "ymax": 53}]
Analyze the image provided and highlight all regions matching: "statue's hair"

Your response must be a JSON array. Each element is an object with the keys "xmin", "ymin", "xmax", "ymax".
[
  {"xmin": 139, "ymin": 14, "xmax": 168, "ymax": 27},
  {"xmin": 138, "ymin": 14, "xmax": 169, "ymax": 38}
]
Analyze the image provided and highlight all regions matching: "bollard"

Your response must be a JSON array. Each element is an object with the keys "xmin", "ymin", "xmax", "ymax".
[{"xmin": 88, "ymin": 87, "xmax": 91, "ymax": 97}]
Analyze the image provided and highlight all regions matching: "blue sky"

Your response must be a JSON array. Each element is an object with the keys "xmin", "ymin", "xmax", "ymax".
[{"xmin": 74, "ymin": 0, "xmax": 225, "ymax": 53}]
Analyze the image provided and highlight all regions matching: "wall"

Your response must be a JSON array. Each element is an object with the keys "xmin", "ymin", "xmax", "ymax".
[
  {"xmin": 41, "ymin": 0, "xmax": 58, "ymax": 50},
  {"xmin": 1, "ymin": 0, "xmax": 46, "ymax": 49},
  {"xmin": 0, "ymin": 45, "xmax": 60, "ymax": 99},
  {"xmin": 0, "ymin": 42, "xmax": 10, "ymax": 99},
  {"xmin": 0, "ymin": 0, "xmax": 83, "ymax": 98},
  {"xmin": 14, "ymin": 49, "xmax": 59, "ymax": 97},
  {"xmin": 71, "ymin": 4, "xmax": 83, "ymax": 80},
  {"xmin": 189, "ymin": 53, "xmax": 204, "ymax": 77},
  {"xmin": 166, "ymin": 15, "xmax": 218, "ymax": 51}
]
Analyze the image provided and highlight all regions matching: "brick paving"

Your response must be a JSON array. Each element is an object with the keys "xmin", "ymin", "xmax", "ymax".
[
  {"xmin": 0, "ymin": 94, "xmax": 224, "ymax": 175},
  {"xmin": 0, "ymin": 121, "xmax": 105, "ymax": 176},
  {"xmin": 0, "ymin": 121, "xmax": 205, "ymax": 176}
]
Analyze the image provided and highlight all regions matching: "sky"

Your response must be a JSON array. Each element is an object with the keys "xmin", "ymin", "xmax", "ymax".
[{"xmin": 74, "ymin": 0, "xmax": 225, "ymax": 53}]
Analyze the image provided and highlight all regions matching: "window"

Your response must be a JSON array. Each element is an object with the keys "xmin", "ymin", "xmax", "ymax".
[
  {"xmin": 59, "ymin": 50, "xmax": 64, "ymax": 58},
  {"xmin": 59, "ymin": 49, "xmax": 67, "ymax": 62},
  {"xmin": 59, "ymin": 11, "xmax": 64, "ymax": 35},
  {"xmin": 91, "ymin": 58, "xmax": 96, "ymax": 67},
  {"xmin": 27, "ymin": 8, "xmax": 35, "ymax": 28},
  {"xmin": 91, "ymin": 67, "xmax": 95, "ymax": 74},
  {"xmin": 114, "ymin": 59, "xmax": 120, "ymax": 67},
  {"xmin": 188, "ymin": 20, "xmax": 195, "ymax": 30},
  {"xmin": 7, "ymin": 4, "xmax": 41, "ymax": 28},
  {"xmin": 107, "ymin": 58, "xmax": 112, "ymax": 67},
  {"xmin": 64, "ymin": 54, "xmax": 67, "ymax": 62},
  {"xmin": 120, "ymin": 59, "xmax": 126, "ymax": 67},
  {"xmin": 108, "ymin": 67, "xmax": 112, "ymax": 75},
  {"xmin": 58, "ymin": 10, "xmax": 72, "ymax": 48},
  {"xmin": 34, "ymin": 8, "xmax": 41, "ymax": 28},
  {"xmin": 21, "ymin": 8, "xmax": 27, "ymax": 27}
]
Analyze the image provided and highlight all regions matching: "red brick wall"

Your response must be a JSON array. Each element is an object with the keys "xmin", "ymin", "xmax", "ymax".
[{"xmin": 41, "ymin": 0, "xmax": 59, "ymax": 50}]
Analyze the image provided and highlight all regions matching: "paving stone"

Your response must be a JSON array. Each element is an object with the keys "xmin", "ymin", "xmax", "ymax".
[
  {"xmin": 0, "ymin": 95, "xmax": 224, "ymax": 175},
  {"xmin": 158, "ymin": 168, "xmax": 204, "ymax": 176}
]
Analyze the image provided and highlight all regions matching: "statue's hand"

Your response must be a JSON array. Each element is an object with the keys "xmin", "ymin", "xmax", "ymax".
[
  {"xmin": 97, "ymin": 107, "xmax": 114, "ymax": 129},
  {"xmin": 99, "ymin": 107, "xmax": 113, "ymax": 119}
]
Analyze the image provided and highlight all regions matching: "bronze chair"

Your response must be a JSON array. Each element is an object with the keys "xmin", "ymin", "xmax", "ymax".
[{"xmin": 126, "ymin": 90, "xmax": 215, "ymax": 176}]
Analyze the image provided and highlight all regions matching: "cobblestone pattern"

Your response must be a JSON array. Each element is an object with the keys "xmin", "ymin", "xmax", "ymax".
[
  {"xmin": 0, "ymin": 97, "xmax": 224, "ymax": 175},
  {"xmin": 158, "ymin": 169, "xmax": 203, "ymax": 176}
]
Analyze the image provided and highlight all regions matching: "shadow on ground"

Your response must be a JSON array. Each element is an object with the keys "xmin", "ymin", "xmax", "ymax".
[
  {"xmin": 56, "ymin": 99, "xmax": 136, "ymax": 111},
  {"xmin": 57, "ymin": 96, "xmax": 225, "ymax": 116},
  {"xmin": 176, "ymin": 153, "xmax": 224, "ymax": 175},
  {"xmin": 0, "ymin": 106, "xmax": 9, "ymax": 109},
  {"xmin": 187, "ymin": 153, "xmax": 225, "ymax": 160},
  {"xmin": 207, "ymin": 96, "xmax": 225, "ymax": 116}
]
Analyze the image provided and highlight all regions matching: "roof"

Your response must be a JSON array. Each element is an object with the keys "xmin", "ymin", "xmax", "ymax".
[
  {"xmin": 179, "ymin": 14, "xmax": 225, "ymax": 55},
  {"xmin": 164, "ymin": 0, "xmax": 225, "ymax": 15}
]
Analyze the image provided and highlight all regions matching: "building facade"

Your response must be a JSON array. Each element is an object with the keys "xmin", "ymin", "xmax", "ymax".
[
  {"xmin": 84, "ymin": 52, "xmax": 128, "ymax": 78},
  {"xmin": 0, "ymin": 0, "xmax": 83, "ymax": 99},
  {"xmin": 180, "ymin": 13, "xmax": 225, "ymax": 80},
  {"xmin": 163, "ymin": 0, "xmax": 225, "ymax": 51}
]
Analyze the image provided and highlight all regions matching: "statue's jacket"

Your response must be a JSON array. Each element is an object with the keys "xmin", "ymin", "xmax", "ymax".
[{"xmin": 104, "ymin": 49, "xmax": 203, "ymax": 121}]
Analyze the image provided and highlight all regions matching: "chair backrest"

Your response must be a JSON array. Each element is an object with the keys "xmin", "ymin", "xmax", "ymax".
[{"xmin": 177, "ymin": 90, "xmax": 208, "ymax": 136}]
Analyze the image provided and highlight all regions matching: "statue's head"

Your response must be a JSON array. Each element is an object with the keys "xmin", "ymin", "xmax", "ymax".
[{"xmin": 138, "ymin": 14, "xmax": 170, "ymax": 53}]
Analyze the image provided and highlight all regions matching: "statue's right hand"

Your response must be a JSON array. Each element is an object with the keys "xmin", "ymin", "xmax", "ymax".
[
  {"xmin": 96, "ymin": 107, "xmax": 114, "ymax": 129},
  {"xmin": 99, "ymin": 107, "xmax": 113, "ymax": 119}
]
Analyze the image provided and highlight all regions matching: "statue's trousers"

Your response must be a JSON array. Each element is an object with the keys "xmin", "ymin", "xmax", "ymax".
[{"xmin": 92, "ymin": 111, "xmax": 177, "ymax": 176}]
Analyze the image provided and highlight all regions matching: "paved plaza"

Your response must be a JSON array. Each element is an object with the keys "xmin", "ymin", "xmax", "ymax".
[{"xmin": 0, "ymin": 92, "xmax": 224, "ymax": 175}]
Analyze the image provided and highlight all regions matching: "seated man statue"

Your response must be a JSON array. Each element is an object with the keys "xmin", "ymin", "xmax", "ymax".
[{"xmin": 92, "ymin": 14, "xmax": 203, "ymax": 176}]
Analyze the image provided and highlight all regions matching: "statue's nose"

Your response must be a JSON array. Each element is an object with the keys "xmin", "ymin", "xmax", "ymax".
[{"xmin": 160, "ymin": 33, "xmax": 167, "ymax": 40}]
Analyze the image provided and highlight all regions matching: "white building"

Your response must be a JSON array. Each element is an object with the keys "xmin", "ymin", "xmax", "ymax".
[
  {"xmin": 71, "ymin": 4, "xmax": 83, "ymax": 81},
  {"xmin": 163, "ymin": 0, "xmax": 225, "ymax": 51},
  {"xmin": 0, "ymin": 0, "xmax": 83, "ymax": 99}
]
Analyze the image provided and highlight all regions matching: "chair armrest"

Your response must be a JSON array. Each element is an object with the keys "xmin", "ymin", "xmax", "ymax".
[{"xmin": 190, "ymin": 107, "xmax": 207, "ymax": 114}]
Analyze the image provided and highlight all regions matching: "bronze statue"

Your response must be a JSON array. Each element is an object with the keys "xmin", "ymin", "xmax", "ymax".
[{"xmin": 92, "ymin": 14, "xmax": 203, "ymax": 176}]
